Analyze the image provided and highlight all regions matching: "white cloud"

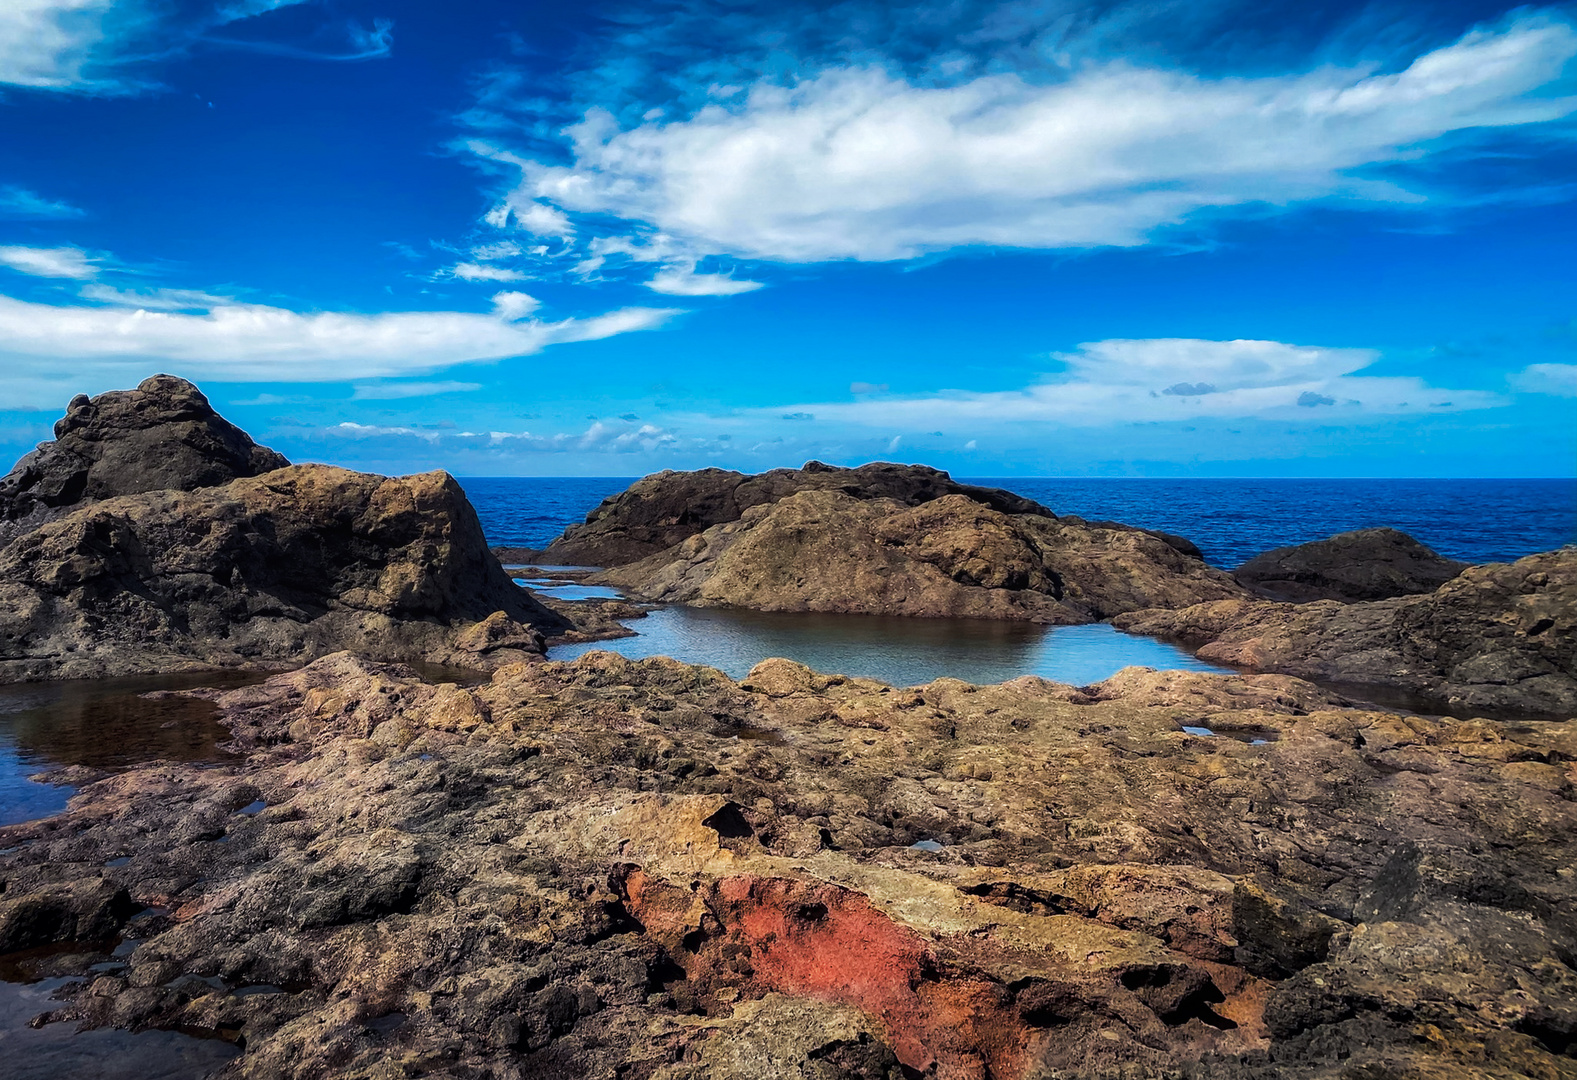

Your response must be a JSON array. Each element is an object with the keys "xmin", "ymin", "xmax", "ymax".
[
  {"xmin": 0, "ymin": 245, "xmax": 97, "ymax": 279},
  {"xmin": 0, "ymin": 185, "xmax": 85, "ymax": 219},
  {"xmin": 760, "ymin": 338, "xmax": 1505, "ymax": 428},
  {"xmin": 470, "ymin": 240, "xmax": 522, "ymax": 261},
  {"xmin": 1512, "ymin": 362, "xmax": 1577, "ymax": 396},
  {"xmin": 496, "ymin": 12, "xmax": 1577, "ymax": 263},
  {"xmin": 327, "ymin": 418, "xmax": 679, "ymax": 454},
  {"xmin": 78, "ymin": 284, "xmax": 237, "ymax": 309},
  {"xmin": 350, "ymin": 381, "xmax": 483, "ymax": 400},
  {"xmin": 491, "ymin": 290, "xmax": 541, "ymax": 321},
  {"xmin": 0, "ymin": 291, "xmax": 678, "ymax": 408},
  {"xmin": 0, "ymin": 0, "xmax": 116, "ymax": 90},
  {"xmin": 645, "ymin": 264, "xmax": 764, "ymax": 296},
  {"xmin": 450, "ymin": 262, "xmax": 527, "ymax": 282}
]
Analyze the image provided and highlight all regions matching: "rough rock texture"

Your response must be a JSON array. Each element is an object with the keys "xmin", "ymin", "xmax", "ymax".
[
  {"xmin": 1234, "ymin": 528, "xmax": 1468, "ymax": 603},
  {"xmin": 1117, "ymin": 548, "xmax": 1577, "ymax": 716},
  {"xmin": 594, "ymin": 490, "xmax": 1245, "ymax": 623},
  {"xmin": 0, "ymin": 465, "xmax": 568, "ymax": 682},
  {"xmin": 0, "ymin": 376, "xmax": 290, "ymax": 549},
  {"xmin": 4, "ymin": 652, "xmax": 1574, "ymax": 1079},
  {"xmin": 544, "ymin": 462, "xmax": 1066, "ymax": 568}
]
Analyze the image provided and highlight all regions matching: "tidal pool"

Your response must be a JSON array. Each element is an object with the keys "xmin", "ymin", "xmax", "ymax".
[{"xmin": 548, "ymin": 606, "xmax": 1230, "ymax": 686}]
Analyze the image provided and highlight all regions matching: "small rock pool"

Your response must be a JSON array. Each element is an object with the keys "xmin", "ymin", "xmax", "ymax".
[{"xmin": 547, "ymin": 605, "xmax": 1231, "ymax": 686}]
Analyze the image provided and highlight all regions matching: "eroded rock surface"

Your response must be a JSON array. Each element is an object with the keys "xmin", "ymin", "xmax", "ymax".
[
  {"xmin": 3, "ymin": 652, "xmax": 1573, "ymax": 1079},
  {"xmin": 0, "ymin": 376, "xmax": 289, "ymax": 550},
  {"xmin": 594, "ymin": 490, "xmax": 1244, "ymax": 623},
  {"xmin": 0, "ymin": 466, "xmax": 567, "ymax": 682},
  {"xmin": 1234, "ymin": 527, "xmax": 1467, "ymax": 603},
  {"xmin": 544, "ymin": 462, "xmax": 1065, "ymax": 568},
  {"xmin": 1118, "ymin": 548, "xmax": 1577, "ymax": 715}
]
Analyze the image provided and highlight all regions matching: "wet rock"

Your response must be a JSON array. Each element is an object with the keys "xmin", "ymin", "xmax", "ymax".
[
  {"xmin": 0, "ymin": 375, "xmax": 288, "ymax": 550},
  {"xmin": 1116, "ymin": 547, "xmax": 1577, "ymax": 716},
  {"xmin": 594, "ymin": 490, "xmax": 1244, "ymax": 623},
  {"xmin": 1234, "ymin": 527, "xmax": 1467, "ymax": 603},
  {"xmin": 2, "ymin": 654, "xmax": 1572, "ymax": 1078}
]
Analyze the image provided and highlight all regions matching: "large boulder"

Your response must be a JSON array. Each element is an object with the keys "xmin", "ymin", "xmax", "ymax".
[
  {"xmin": 0, "ymin": 464, "xmax": 567, "ymax": 681},
  {"xmin": 1117, "ymin": 548, "xmax": 1577, "ymax": 716},
  {"xmin": 0, "ymin": 375, "xmax": 289, "ymax": 549},
  {"xmin": 1234, "ymin": 527, "xmax": 1467, "ymax": 603},
  {"xmin": 594, "ymin": 490, "xmax": 1245, "ymax": 622},
  {"xmin": 542, "ymin": 461, "xmax": 1057, "ymax": 567}
]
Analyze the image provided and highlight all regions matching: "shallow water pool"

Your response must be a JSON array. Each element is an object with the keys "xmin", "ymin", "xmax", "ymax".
[{"xmin": 548, "ymin": 606, "xmax": 1230, "ymax": 686}]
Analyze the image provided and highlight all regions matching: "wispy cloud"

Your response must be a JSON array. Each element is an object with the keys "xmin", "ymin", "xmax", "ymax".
[
  {"xmin": 0, "ymin": 245, "xmax": 97, "ymax": 279},
  {"xmin": 1512, "ymin": 362, "xmax": 1577, "ymax": 396},
  {"xmin": 351, "ymin": 381, "xmax": 484, "ymax": 400},
  {"xmin": 645, "ymin": 264, "xmax": 763, "ymax": 296},
  {"xmin": 328, "ymin": 418, "xmax": 681, "ymax": 454},
  {"xmin": 450, "ymin": 262, "xmax": 527, "ymax": 282},
  {"xmin": 478, "ymin": 11, "xmax": 1577, "ymax": 264},
  {"xmin": 0, "ymin": 185, "xmax": 85, "ymax": 219},
  {"xmin": 0, "ymin": 290, "xmax": 679, "ymax": 408},
  {"xmin": 758, "ymin": 338, "xmax": 1506, "ymax": 429}
]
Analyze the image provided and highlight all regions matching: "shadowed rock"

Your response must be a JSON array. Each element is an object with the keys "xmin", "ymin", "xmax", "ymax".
[
  {"xmin": 1234, "ymin": 527, "xmax": 1467, "ymax": 603},
  {"xmin": 0, "ymin": 375, "xmax": 289, "ymax": 549},
  {"xmin": 1118, "ymin": 547, "xmax": 1577, "ymax": 715}
]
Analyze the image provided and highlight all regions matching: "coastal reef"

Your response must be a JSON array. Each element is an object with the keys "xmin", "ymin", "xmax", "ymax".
[
  {"xmin": 0, "ymin": 378, "xmax": 567, "ymax": 682},
  {"xmin": 1119, "ymin": 548, "xmax": 1577, "ymax": 716},
  {"xmin": 586, "ymin": 482, "xmax": 1241, "ymax": 623},
  {"xmin": 2, "ymin": 652, "xmax": 1574, "ymax": 1079},
  {"xmin": 1233, "ymin": 528, "xmax": 1468, "ymax": 604}
]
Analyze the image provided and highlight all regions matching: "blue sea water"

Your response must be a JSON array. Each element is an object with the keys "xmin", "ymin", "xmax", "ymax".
[{"xmin": 460, "ymin": 475, "xmax": 1576, "ymax": 568}]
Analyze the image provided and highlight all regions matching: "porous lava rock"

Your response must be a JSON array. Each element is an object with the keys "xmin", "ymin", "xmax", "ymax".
[
  {"xmin": 593, "ymin": 489, "xmax": 1244, "ymax": 622},
  {"xmin": 4, "ymin": 652, "xmax": 1573, "ymax": 1079},
  {"xmin": 1117, "ymin": 547, "xmax": 1577, "ymax": 715},
  {"xmin": 0, "ymin": 375, "xmax": 289, "ymax": 549},
  {"xmin": 0, "ymin": 464, "xmax": 567, "ymax": 682},
  {"xmin": 543, "ymin": 461, "xmax": 1061, "ymax": 567},
  {"xmin": 1234, "ymin": 527, "xmax": 1467, "ymax": 603}
]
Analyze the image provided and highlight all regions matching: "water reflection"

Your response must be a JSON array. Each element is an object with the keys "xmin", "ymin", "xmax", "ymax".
[
  {"xmin": 549, "ymin": 607, "xmax": 1230, "ymax": 686},
  {"xmin": 0, "ymin": 671, "xmax": 266, "ymax": 828}
]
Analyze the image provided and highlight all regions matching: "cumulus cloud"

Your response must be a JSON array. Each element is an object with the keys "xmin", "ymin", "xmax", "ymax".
[
  {"xmin": 1512, "ymin": 362, "xmax": 1577, "ymax": 396},
  {"xmin": 0, "ymin": 290, "xmax": 678, "ymax": 408},
  {"xmin": 645, "ymin": 264, "xmax": 764, "ymax": 296},
  {"xmin": 0, "ymin": 185, "xmax": 85, "ymax": 219},
  {"xmin": 485, "ymin": 12, "xmax": 1577, "ymax": 263},
  {"xmin": 758, "ymin": 338, "xmax": 1505, "ymax": 428},
  {"xmin": 491, "ymin": 290, "xmax": 541, "ymax": 321},
  {"xmin": 0, "ymin": 245, "xmax": 97, "ymax": 279}
]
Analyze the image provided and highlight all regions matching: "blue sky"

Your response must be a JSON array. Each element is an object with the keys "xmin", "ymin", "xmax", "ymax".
[{"xmin": 1, "ymin": 0, "xmax": 1574, "ymax": 477}]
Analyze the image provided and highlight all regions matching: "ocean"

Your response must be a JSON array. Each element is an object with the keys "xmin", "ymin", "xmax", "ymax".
[{"xmin": 459, "ymin": 476, "xmax": 1577, "ymax": 568}]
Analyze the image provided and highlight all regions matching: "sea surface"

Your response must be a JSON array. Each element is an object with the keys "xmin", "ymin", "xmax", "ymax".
[{"xmin": 461, "ymin": 476, "xmax": 1577, "ymax": 568}]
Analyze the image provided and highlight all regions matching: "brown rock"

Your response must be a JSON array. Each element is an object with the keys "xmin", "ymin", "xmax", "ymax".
[
  {"xmin": 1234, "ymin": 527, "xmax": 1467, "ymax": 603},
  {"xmin": 0, "ymin": 375, "xmax": 289, "ymax": 549}
]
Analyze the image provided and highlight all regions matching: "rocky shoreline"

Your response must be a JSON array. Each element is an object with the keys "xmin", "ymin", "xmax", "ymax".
[{"xmin": 1, "ymin": 379, "xmax": 1574, "ymax": 1079}]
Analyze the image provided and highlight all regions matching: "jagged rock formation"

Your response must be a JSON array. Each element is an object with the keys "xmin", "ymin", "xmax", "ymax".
[
  {"xmin": 1234, "ymin": 527, "xmax": 1467, "ymax": 603},
  {"xmin": 2, "ymin": 652, "xmax": 1573, "ymax": 1078},
  {"xmin": 1117, "ymin": 548, "xmax": 1577, "ymax": 715},
  {"xmin": 0, "ymin": 382, "xmax": 569, "ymax": 682},
  {"xmin": 594, "ymin": 489, "xmax": 1244, "ymax": 622},
  {"xmin": 0, "ymin": 375, "xmax": 289, "ymax": 550},
  {"xmin": 543, "ymin": 462, "xmax": 1062, "ymax": 567}
]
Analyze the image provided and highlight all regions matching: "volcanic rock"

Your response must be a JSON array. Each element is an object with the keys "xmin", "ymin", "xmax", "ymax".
[
  {"xmin": 3, "ymin": 651, "xmax": 1574, "ymax": 1078},
  {"xmin": 0, "ymin": 464, "xmax": 567, "ymax": 682},
  {"xmin": 1234, "ymin": 527, "xmax": 1467, "ymax": 603},
  {"xmin": 543, "ymin": 461, "xmax": 1060, "ymax": 567},
  {"xmin": 1117, "ymin": 547, "xmax": 1577, "ymax": 715},
  {"xmin": 0, "ymin": 375, "xmax": 289, "ymax": 549},
  {"xmin": 593, "ymin": 490, "xmax": 1245, "ymax": 622}
]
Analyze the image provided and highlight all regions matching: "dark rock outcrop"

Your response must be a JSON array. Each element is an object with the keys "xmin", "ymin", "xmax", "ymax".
[
  {"xmin": 1117, "ymin": 548, "xmax": 1577, "ymax": 715},
  {"xmin": 1234, "ymin": 527, "xmax": 1467, "ymax": 603},
  {"xmin": 0, "ymin": 375, "xmax": 289, "ymax": 549},
  {"xmin": 3, "ymin": 652, "xmax": 1574, "ymax": 1078},
  {"xmin": 594, "ymin": 489, "xmax": 1245, "ymax": 622},
  {"xmin": 0, "ymin": 465, "xmax": 567, "ymax": 681},
  {"xmin": 543, "ymin": 461, "xmax": 1057, "ymax": 567}
]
